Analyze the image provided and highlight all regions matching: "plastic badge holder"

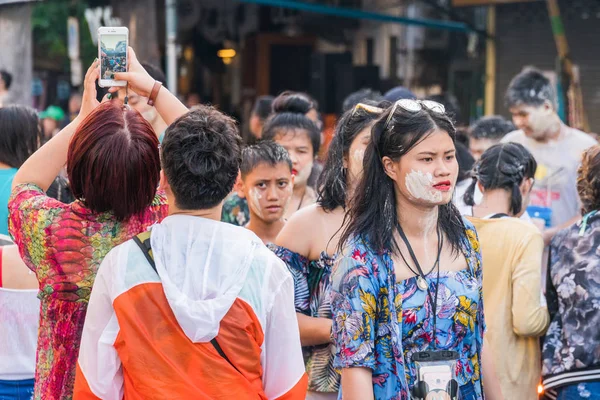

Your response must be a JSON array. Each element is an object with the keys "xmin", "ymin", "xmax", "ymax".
[{"xmin": 412, "ymin": 350, "xmax": 460, "ymax": 400}]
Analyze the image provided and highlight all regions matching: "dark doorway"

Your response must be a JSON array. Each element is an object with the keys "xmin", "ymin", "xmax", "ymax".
[{"xmin": 269, "ymin": 44, "xmax": 313, "ymax": 95}]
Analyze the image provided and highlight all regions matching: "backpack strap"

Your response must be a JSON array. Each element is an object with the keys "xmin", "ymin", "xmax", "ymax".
[
  {"xmin": 133, "ymin": 231, "xmax": 156, "ymax": 273},
  {"xmin": 132, "ymin": 230, "xmax": 242, "ymax": 375},
  {"xmin": 209, "ymin": 337, "xmax": 243, "ymax": 375}
]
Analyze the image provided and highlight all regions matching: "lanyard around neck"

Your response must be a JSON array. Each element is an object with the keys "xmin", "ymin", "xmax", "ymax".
[{"xmin": 396, "ymin": 223, "xmax": 443, "ymax": 349}]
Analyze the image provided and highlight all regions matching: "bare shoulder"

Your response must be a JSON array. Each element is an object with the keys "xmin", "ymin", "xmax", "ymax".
[{"xmin": 275, "ymin": 204, "xmax": 324, "ymax": 256}]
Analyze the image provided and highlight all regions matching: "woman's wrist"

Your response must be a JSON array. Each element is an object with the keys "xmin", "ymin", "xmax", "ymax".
[{"xmin": 142, "ymin": 76, "xmax": 156, "ymax": 98}]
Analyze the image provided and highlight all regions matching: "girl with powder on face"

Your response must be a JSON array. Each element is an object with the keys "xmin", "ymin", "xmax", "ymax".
[
  {"xmin": 221, "ymin": 92, "xmax": 321, "ymax": 226},
  {"xmin": 262, "ymin": 92, "xmax": 322, "ymax": 219},
  {"xmin": 270, "ymin": 101, "xmax": 385, "ymax": 399},
  {"xmin": 330, "ymin": 99, "xmax": 503, "ymax": 400}
]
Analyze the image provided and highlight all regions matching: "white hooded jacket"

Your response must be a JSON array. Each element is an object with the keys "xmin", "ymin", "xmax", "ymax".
[{"xmin": 75, "ymin": 215, "xmax": 307, "ymax": 399}]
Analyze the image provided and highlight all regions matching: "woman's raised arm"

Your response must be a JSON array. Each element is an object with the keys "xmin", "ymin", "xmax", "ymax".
[{"xmin": 12, "ymin": 59, "xmax": 104, "ymax": 191}]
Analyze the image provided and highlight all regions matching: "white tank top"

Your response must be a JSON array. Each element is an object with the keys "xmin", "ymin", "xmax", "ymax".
[{"xmin": 0, "ymin": 288, "xmax": 39, "ymax": 380}]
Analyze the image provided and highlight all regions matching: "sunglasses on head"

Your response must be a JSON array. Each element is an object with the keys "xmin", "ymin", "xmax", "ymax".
[
  {"xmin": 383, "ymin": 99, "xmax": 446, "ymax": 130},
  {"xmin": 351, "ymin": 103, "xmax": 384, "ymax": 117}
]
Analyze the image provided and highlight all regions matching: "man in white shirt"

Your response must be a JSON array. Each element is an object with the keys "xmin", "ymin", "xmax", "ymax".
[{"xmin": 501, "ymin": 68, "xmax": 596, "ymax": 244}]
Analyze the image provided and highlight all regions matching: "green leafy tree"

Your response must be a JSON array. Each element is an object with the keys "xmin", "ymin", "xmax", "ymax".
[{"xmin": 32, "ymin": 0, "xmax": 97, "ymax": 74}]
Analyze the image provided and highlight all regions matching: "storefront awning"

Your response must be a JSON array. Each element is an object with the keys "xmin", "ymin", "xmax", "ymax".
[{"xmin": 237, "ymin": 0, "xmax": 474, "ymax": 32}]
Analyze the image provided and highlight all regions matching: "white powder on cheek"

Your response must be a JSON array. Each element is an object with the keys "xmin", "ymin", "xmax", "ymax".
[
  {"xmin": 405, "ymin": 169, "xmax": 442, "ymax": 202},
  {"xmin": 351, "ymin": 149, "xmax": 365, "ymax": 163},
  {"xmin": 295, "ymin": 162, "xmax": 313, "ymax": 185},
  {"xmin": 248, "ymin": 188, "xmax": 264, "ymax": 219}
]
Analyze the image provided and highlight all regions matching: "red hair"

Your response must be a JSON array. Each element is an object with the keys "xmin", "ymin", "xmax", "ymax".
[{"xmin": 67, "ymin": 101, "xmax": 160, "ymax": 221}]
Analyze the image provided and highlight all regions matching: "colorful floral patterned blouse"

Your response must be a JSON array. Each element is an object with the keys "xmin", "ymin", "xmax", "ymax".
[
  {"xmin": 269, "ymin": 245, "xmax": 339, "ymax": 393},
  {"xmin": 221, "ymin": 192, "xmax": 250, "ymax": 226},
  {"xmin": 330, "ymin": 218, "xmax": 485, "ymax": 400},
  {"xmin": 8, "ymin": 183, "xmax": 168, "ymax": 400}
]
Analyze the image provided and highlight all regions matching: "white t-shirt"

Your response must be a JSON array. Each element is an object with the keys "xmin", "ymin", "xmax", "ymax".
[
  {"xmin": 0, "ymin": 288, "xmax": 39, "ymax": 380},
  {"xmin": 501, "ymin": 125, "xmax": 596, "ymax": 227}
]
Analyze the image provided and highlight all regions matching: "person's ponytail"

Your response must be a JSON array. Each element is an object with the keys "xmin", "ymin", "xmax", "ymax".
[
  {"xmin": 510, "ymin": 181, "xmax": 523, "ymax": 215},
  {"xmin": 463, "ymin": 176, "xmax": 478, "ymax": 207},
  {"xmin": 467, "ymin": 142, "xmax": 536, "ymax": 216}
]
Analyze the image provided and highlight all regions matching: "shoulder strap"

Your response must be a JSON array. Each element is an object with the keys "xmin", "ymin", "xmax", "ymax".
[
  {"xmin": 132, "ymin": 230, "xmax": 242, "ymax": 375},
  {"xmin": 489, "ymin": 213, "xmax": 509, "ymax": 219},
  {"xmin": 133, "ymin": 231, "xmax": 156, "ymax": 273},
  {"xmin": 210, "ymin": 337, "xmax": 243, "ymax": 375}
]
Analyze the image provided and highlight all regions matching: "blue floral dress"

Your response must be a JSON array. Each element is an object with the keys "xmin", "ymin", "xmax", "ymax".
[
  {"xmin": 330, "ymin": 218, "xmax": 485, "ymax": 400},
  {"xmin": 220, "ymin": 193, "xmax": 249, "ymax": 226},
  {"xmin": 269, "ymin": 245, "xmax": 340, "ymax": 394}
]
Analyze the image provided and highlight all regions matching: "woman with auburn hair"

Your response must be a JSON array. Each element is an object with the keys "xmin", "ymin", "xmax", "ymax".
[
  {"xmin": 8, "ymin": 51, "xmax": 188, "ymax": 400},
  {"xmin": 542, "ymin": 144, "xmax": 600, "ymax": 399}
]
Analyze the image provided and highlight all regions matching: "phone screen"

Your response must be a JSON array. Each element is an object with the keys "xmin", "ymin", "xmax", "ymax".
[{"xmin": 100, "ymin": 34, "xmax": 127, "ymax": 81}]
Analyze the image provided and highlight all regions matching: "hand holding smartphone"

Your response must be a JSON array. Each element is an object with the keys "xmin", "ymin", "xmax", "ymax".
[{"xmin": 98, "ymin": 27, "xmax": 129, "ymax": 88}]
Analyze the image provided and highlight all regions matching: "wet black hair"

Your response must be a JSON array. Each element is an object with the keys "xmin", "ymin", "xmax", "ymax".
[
  {"xmin": 318, "ymin": 100, "xmax": 385, "ymax": 211},
  {"xmin": 240, "ymin": 140, "xmax": 292, "ymax": 179},
  {"xmin": 455, "ymin": 142, "xmax": 475, "ymax": 182},
  {"xmin": 426, "ymin": 93, "xmax": 462, "ymax": 126},
  {"xmin": 0, "ymin": 105, "xmax": 42, "ymax": 168},
  {"xmin": 339, "ymin": 105, "xmax": 465, "ymax": 256},
  {"xmin": 470, "ymin": 116, "xmax": 515, "ymax": 140},
  {"xmin": 141, "ymin": 63, "xmax": 167, "ymax": 90},
  {"xmin": 251, "ymin": 96, "xmax": 275, "ymax": 121},
  {"xmin": 342, "ymin": 88, "xmax": 383, "ymax": 112},
  {"xmin": 161, "ymin": 105, "xmax": 242, "ymax": 210},
  {"xmin": 505, "ymin": 68, "xmax": 556, "ymax": 109},
  {"xmin": 464, "ymin": 142, "xmax": 537, "ymax": 216},
  {"xmin": 271, "ymin": 91, "xmax": 318, "ymax": 115},
  {"xmin": 262, "ymin": 92, "xmax": 321, "ymax": 156},
  {"xmin": 0, "ymin": 70, "xmax": 12, "ymax": 90}
]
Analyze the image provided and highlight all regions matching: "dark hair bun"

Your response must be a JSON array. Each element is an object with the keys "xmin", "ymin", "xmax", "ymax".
[{"xmin": 272, "ymin": 91, "xmax": 316, "ymax": 115}]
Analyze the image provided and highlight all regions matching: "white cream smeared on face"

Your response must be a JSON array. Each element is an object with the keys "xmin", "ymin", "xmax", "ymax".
[
  {"xmin": 405, "ymin": 169, "xmax": 442, "ymax": 202},
  {"xmin": 351, "ymin": 148, "xmax": 365, "ymax": 163},
  {"xmin": 294, "ymin": 162, "xmax": 313, "ymax": 186},
  {"xmin": 248, "ymin": 187, "xmax": 264, "ymax": 219}
]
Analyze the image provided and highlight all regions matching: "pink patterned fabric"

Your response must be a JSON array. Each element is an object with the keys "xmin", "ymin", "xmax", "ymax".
[{"xmin": 8, "ymin": 183, "xmax": 168, "ymax": 400}]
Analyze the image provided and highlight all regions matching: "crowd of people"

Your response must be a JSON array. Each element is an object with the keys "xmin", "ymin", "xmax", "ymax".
[{"xmin": 0, "ymin": 46, "xmax": 599, "ymax": 400}]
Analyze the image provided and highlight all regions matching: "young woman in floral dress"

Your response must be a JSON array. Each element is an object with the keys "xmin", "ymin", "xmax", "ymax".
[{"xmin": 331, "ymin": 99, "xmax": 503, "ymax": 399}]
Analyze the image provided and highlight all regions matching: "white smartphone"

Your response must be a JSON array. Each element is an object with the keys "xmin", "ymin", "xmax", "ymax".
[{"xmin": 98, "ymin": 27, "xmax": 128, "ymax": 88}]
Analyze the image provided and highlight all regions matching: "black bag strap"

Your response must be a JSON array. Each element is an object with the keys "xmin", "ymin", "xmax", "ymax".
[
  {"xmin": 489, "ymin": 213, "xmax": 510, "ymax": 219},
  {"xmin": 132, "ymin": 231, "xmax": 242, "ymax": 375},
  {"xmin": 209, "ymin": 337, "xmax": 242, "ymax": 374},
  {"xmin": 133, "ymin": 231, "xmax": 156, "ymax": 272}
]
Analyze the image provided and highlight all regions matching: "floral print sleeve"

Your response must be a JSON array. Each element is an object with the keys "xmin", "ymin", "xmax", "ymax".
[
  {"xmin": 330, "ymin": 248, "xmax": 380, "ymax": 370},
  {"xmin": 221, "ymin": 193, "xmax": 249, "ymax": 227},
  {"xmin": 8, "ymin": 183, "xmax": 61, "ymax": 272},
  {"xmin": 466, "ymin": 224, "xmax": 486, "ymax": 351},
  {"xmin": 268, "ymin": 244, "xmax": 310, "ymax": 314},
  {"xmin": 464, "ymin": 220, "xmax": 486, "ymax": 393}
]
